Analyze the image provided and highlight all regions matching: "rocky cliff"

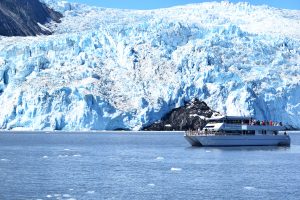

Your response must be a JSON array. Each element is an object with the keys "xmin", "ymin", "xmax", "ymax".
[
  {"xmin": 0, "ymin": 0, "xmax": 62, "ymax": 36},
  {"xmin": 143, "ymin": 99, "xmax": 219, "ymax": 131}
]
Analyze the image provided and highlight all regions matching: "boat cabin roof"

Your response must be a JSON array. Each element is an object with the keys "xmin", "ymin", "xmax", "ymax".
[{"xmin": 207, "ymin": 116, "xmax": 252, "ymax": 121}]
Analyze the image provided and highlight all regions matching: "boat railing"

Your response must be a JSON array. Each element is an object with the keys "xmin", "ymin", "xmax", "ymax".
[
  {"xmin": 185, "ymin": 130, "xmax": 289, "ymax": 136},
  {"xmin": 185, "ymin": 130, "xmax": 221, "ymax": 136}
]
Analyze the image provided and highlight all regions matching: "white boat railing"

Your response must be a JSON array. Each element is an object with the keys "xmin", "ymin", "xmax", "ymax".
[
  {"xmin": 185, "ymin": 130, "xmax": 288, "ymax": 136},
  {"xmin": 185, "ymin": 130, "xmax": 220, "ymax": 136}
]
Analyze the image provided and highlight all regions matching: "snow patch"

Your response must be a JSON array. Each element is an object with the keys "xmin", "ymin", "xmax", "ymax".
[{"xmin": 37, "ymin": 23, "xmax": 51, "ymax": 32}]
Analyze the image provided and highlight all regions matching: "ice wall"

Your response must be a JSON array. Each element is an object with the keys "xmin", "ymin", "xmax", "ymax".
[{"xmin": 0, "ymin": 1, "xmax": 299, "ymax": 130}]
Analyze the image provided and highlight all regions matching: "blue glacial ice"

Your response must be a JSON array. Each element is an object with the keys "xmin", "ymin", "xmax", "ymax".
[{"xmin": 0, "ymin": 1, "xmax": 300, "ymax": 130}]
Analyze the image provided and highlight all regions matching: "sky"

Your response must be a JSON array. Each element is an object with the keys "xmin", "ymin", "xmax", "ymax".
[{"xmin": 68, "ymin": 0, "xmax": 300, "ymax": 10}]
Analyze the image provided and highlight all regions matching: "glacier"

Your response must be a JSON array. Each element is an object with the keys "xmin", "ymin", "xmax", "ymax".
[{"xmin": 0, "ymin": 1, "xmax": 300, "ymax": 130}]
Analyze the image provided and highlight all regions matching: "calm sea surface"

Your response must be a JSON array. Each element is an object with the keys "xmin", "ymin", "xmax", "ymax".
[{"xmin": 0, "ymin": 131, "xmax": 299, "ymax": 200}]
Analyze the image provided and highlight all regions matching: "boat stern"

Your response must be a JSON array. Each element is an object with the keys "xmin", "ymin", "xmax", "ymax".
[{"xmin": 278, "ymin": 135, "xmax": 291, "ymax": 146}]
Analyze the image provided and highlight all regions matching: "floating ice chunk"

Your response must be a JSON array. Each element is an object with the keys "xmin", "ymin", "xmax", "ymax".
[
  {"xmin": 63, "ymin": 194, "xmax": 71, "ymax": 197},
  {"xmin": 43, "ymin": 156, "xmax": 49, "ymax": 158},
  {"xmin": 205, "ymin": 150, "xmax": 211, "ymax": 153},
  {"xmin": 54, "ymin": 194, "xmax": 61, "ymax": 197},
  {"xmin": 66, "ymin": 198, "xmax": 76, "ymax": 200},
  {"xmin": 0, "ymin": 158, "xmax": 9, "ymax": 162},
  {"xmin": 156, "ymin": 156, "xmax": 164, "ymax": 160},
  {"xmin": 171, "ymin": 167, "xmax": 182, "ymax": 171},
  {"xmin": 86, "ymin": 191, "xmax": 95, "ymax": 194},
  {"xmin": 244, "ymin": 186, "xmax": 255, "ymax": 190},
  {"xmin": 46, "ymin": 194, "xmax": 52, "ymax": 198},
  {"xmin": 147, "ymin": 183, "xmax": 155, "ymax": 187},
  {"xmin": 58, "ymin": 155, "xmax": 69, "ymax": 158},
  {"xmin": 72, "ymin": 154, "xmax": 81, "ymax": 157},
  {"xmin": 64, "ymin": 149, "xmax": 71, "ymax": 151},
  {"xmin": 69, "ymin": 189, "xmax": 74, "ymax": 191}
]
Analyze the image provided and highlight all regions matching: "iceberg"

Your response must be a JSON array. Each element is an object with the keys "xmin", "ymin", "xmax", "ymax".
[{"xmin": 0, "ymin": 1, "xmax": 299, "ymax": 130}]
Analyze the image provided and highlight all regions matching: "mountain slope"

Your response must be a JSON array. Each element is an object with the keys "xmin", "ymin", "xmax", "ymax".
[
  {"xmin": 0, "ymin": 0, "xmax": 62, "ymax": 36},
  {"xmin": 0, "ymin": 1, "xmax": 299, "ymax": 130}
]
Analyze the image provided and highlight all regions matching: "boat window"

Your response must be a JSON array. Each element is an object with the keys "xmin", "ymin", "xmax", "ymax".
[
  {"xmin": 224, "ymin": 130, "xmax": 242, "ymax": 134},
  {"xmin": 243, "ymin": 120, "xmax": 250, "ymax": 124},
  {"xmin": 225, "ymin": 120, "xmax": 241, "ymax": 124},
  {"xmin": 205, "ymin": 125, "xmax": 214, "ymax": 128},
  {"xmin": 246, "ymin": 130, "xmax": 255, "ymax": 135},
  {"xmin": 208, "ymin": 120, "xmax": 223, "ymax": 123},
  {"xmin": 224, "ymin": 119, "xmax": 250, "ymax": 124}
]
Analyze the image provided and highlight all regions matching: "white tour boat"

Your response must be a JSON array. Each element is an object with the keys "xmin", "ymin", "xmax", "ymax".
[{"xmin": 184, "ymin": 116, "xmax": 291, "ymax": 147}]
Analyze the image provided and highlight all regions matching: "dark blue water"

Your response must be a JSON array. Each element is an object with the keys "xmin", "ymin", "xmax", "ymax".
[{"xmin": 0, "ymin": 132, "xmax": 299, "ymax": 200}]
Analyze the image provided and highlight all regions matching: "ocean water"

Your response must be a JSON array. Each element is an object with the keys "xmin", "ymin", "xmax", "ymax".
[{"xmin": 0, "ymin": 131, "xmax": 299, "ymax": 200}]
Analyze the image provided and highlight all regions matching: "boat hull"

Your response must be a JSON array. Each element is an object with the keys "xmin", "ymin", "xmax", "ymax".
[{"xmin": 184, "ymin": 135, "xmax": 291, "ymax": 147}]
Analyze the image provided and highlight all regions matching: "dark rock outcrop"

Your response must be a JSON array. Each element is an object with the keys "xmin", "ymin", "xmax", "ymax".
[
  {"xmin": 0, "ymin": 0, "xmax": 62, "ymax": 36},
  {"xmin": 143, "ymin": 99, "xmax": 219, "ymax": 131}
]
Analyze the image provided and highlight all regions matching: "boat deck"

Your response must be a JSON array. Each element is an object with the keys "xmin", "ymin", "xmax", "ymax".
[{"xmin": 185, "ymin": 130, "xmax": 288, "ymax": 136}]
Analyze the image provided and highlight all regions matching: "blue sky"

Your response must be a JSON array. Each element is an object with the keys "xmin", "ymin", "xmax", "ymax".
[{"xmin": 68, "ymin": 0, "xmax": 300, "ymax": 10}]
